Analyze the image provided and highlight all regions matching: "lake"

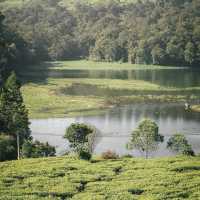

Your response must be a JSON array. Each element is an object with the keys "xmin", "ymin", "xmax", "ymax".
[
  {"xmin": 45, "ymin": 68, "xmax": 200, "ymax": 88},
  {"xmin": 30, "ymin": 103, "xmax": 200, "ymax": 157}
]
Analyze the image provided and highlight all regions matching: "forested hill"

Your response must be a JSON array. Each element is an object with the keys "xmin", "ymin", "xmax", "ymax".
[{"xmin": 1, "ymin": 0, "xmax": 200, "ymax": 67}]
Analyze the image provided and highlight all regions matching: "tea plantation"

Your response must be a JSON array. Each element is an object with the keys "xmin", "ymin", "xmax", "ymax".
[{"xmin": 0, "ymin": 156, "xmax": 200, "ymax": 199}]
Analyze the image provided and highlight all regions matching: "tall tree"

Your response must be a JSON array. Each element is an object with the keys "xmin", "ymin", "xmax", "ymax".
[
  {"xmin": 127, "ymin": 119, "xmax": 164, "ymax": 158},
  {"xmin": 184, "ymin": 42, "xmax": 195, "ymax": 65},
  {"xmin": 0, "ymin": 72, "xmax": 30, "ymax": 145}
]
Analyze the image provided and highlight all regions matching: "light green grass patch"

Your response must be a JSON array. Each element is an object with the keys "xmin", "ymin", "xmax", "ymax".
[
  {"xmin": 44, "ymin": 60, "xmax": 188, "ymax": 70},
  {"xmin": 191, "ymin": 105, "xmax": 200, "ymax": 113}
]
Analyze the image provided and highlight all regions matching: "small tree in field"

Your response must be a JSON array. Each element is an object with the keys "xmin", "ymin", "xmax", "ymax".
[
  {"xmin": 64, "ymin": 123, "xmax": 94, "ymax": 160},
  {"xmin": 167, "ymin": 134, "xmax": 194, "ymax": 156},
  {"xmin": 127, "ymin": 119, "xmax": 164, "ymax": 158}
]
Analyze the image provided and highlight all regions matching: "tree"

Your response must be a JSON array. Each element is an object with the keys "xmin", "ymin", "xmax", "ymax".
[
  {"xmin": 64, "ymin": 123, "xmax": 95, "ymax": 159},
  {"xmin": 2, "ymin": 0, "xmax": 200, "ymax": 67},
  {"xmin": 127, "ymin": 119, "xmax": 164, "ymax": 158},
  {"xmin": 0, "ymin": 72, "xmax": 30, "ymax": 159},
  {"xmin": 0, "ymin": 12, "xmax": 32, "ymax": 82},
  {"xmin": 0, "ymin": 134, "xmax": 16, "ymax": 161},
  {"xmin": 167, "ymin": 134, "xmax": 194, "ymax": 156},
  {"xmin": 184, "ymin": 42, "xmax": 195, "ymax": 65},
  {"xmin": 151, "ymin": 44, "xmax": 166, "ymax": 65},
  {"xmin": 22, "ymin": 140, "xmax": 56, "ymax": 158}
]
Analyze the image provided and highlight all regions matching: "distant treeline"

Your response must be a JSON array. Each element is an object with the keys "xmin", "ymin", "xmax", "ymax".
[{"xmin": 1, "ymin": 0, "xmax": 200, "ymax": 67}]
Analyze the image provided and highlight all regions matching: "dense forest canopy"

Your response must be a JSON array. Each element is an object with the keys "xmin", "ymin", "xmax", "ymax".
[
  {"xmin": 0, "ymin": 12, "xmax": 32, "ymax": 84},
  {"xmin": 0, "ymin": 0, "xmax": 200, "ymax": 67}
]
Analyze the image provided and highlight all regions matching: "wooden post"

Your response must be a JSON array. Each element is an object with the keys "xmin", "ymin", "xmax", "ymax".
[{"xmin": 17, "ymin": 133, "xmax": 20, "ymax": 160}]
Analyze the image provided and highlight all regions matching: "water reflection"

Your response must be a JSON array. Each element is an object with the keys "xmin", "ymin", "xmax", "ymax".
[
  {"xmin": 47, "ymin": 68, "xmax": 200, "ymax": 88},
  {"xmin": 30, "ymin": 103, "xmax": 200, "ymax": 157}
]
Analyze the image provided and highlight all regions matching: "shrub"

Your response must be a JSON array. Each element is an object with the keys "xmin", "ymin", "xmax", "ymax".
[
  {"xmin": 113, "ymin": 166, "xmax": 122, "ymax": 174},
  {"xmin": 167, "ymin": 134, "xmax": 194, "ymax": 156},
  {"xmin": 121, "ymin": 154, "xmax": 133, "ymax": 158},
  {"xmin": 78, "ymin": 148, "xmax": 92, "ymax": 160},
  {"xmin": 102, "ymin": 150, "xmax": 119, "ymax": 159},
  {"xmin": 22, "ymin": 140, "xmax": 56, "ymax": 158},
  {"xmin": 128, "ymin": 188, "xmax": 144, "ymax": 195}
]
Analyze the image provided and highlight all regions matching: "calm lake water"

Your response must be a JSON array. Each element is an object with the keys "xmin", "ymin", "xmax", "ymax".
[
  {"xmin": 46, "ymin": 68, "xmax": 200, "ymax": 87},
  {"xmin": 30, "ymin": 103, "xmax": 200, "ymax": 157}
]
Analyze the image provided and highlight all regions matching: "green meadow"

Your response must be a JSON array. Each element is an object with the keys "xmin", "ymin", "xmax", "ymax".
[
  {"xmin": 0, "ymin": 0, "xmax": 140, "ymax": 11},
  {"xmin": 0, "ymin": 156, "xmax": 200, "ymax": 200},
  {"xmin": 19, "ymin": 61, "xmax": 200, "ymax": 118}
]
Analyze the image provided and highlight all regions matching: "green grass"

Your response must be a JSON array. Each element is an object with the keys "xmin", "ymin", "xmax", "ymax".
[
  {"xmin": 0, "ymin": 0, "xmax": 142, "ymax": 11},
  {"xmin": 0, "ymin": 155, "xmax": 200, "ymax": 199},
  {"xmin": 18, "ymin": 60, "xmax": 199, "ymax": 118},
  {"xmin": 25, "ymin": 60, "xmax": 188, "ymax": 71},
  {"xmin": 21, "ymin": 77, "xmax": 200, "ymax": 118},
  {"xmin": 191, "ymin": 105, "xmax": 200, "ymax": 113}
]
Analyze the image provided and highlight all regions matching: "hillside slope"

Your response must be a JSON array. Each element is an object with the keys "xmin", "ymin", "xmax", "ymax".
[
  {"xmin": 0, "ymin": 156, "xmax": 200, "ymax": 199},
  {"xmin": 1, "ymin": 0, "xmax": 199, "ymax": 67}
]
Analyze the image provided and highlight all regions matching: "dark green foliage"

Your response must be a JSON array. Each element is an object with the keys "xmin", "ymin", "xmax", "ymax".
[
  {"xmin": 78, "ymin": 147, "xmax": 92, "ymax": 161},
  {"xmin": 128, "ymin": 188, "xmax": 144, "ymax": 195},
  {"xmin": 0, "ymin": 134, "xmax": 16, "ymax": 161},
  {"xmin": 172, "ymin": 165, "xmax": 200, "ymax": 172},
  {"xmin": 64, "ymin": 123, "xmax": 94, "ymax": 160},
  {"xmin": 65, "ymin": 123, "xmax": 94, "ymax": 149},
  {"xmin": 0, "ymin": 72, "xmax": 30, "ymax": 141},
  {"xmin": 1, "ymin": 0, "xmax": 200, "ymax": 66},
  {"xmin": 113, "ymin": 166, "xmax": 122, "ymax": 175},
  {"xmin": 22, "ymin": 140, "xmax": 56, "ymax": 158},
  {"xmin": 127, "ymin": 119, "xmax": 164, "ymax": 158},
  {"xmin": 76, "ymin": 180, "xmax": 87, "ymax": 192},
  {"xmin": 0, "ymin": 72, "xmax": 30, "ymax": 161},
  {"xmin": 0, "ymin": 12, "xmax": 33, "ymax": 82},
  {"xmin": 167, "ymin": 134, "xmax": 195, "ymax": 156}
]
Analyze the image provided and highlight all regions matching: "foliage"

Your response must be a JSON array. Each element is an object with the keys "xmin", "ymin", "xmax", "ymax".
[
  {"xmin": 167, "ymin": 134, "xmax": 195, "ymax": 156},
  {"xmin": 0, "ymin": 72, "xmax": 30, "ymax": 161},
  {"xmin": 0, "ymin": 156, "xmax": 200, "ymax": 199},
  {"xmin": 64, "ymin": 123, "xmax": 94, "ymax": 159},
  {"xmin": 78, "ymin": 146, "xmax": 92, "ymax": 160},
  {"xmin": 127, "ymin": 119, "xmax": 164, "ymax": 158},
  {"xmin": 22, "ymin": 140, "xmax": 56, "ymax": 158},
  {"xmin": 0, "ymin": 134, "xmax": 16, "ymax": 161},
  {"xmin": 0, "ymin": 12, "xmax": 33, "ymax": 83},
  {"xmin": 0, "ymin": 72, "xmax": 30, "ymax": 140},
  {"xmin": 1, "ymin": 0, "xmax": 200, "ymax": 66},
  {"xmin": 101, "ymin": 150, "xmax": 119, "ymax": 159}
]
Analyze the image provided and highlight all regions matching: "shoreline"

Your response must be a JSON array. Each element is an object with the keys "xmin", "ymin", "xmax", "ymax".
[{"xmin": 29, "ymin": 96, "xmax": 200, "ymax": 120}]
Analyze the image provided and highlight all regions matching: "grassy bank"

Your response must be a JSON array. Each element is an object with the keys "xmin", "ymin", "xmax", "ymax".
[
  {"xmin": 0, "ymin": 156, "xmax": 200, "ymax": 199},
  {"xmin": 18, "ymin": 60, "xmax": 199, "ymax": 118},
  {"xmin": 191, "ymin": 105, "xmax": 200, "ymax": 113},
  {"xmin": 22, "ymin": 60, "xmax": 188, "ymax": 71},
  {"xmin": 21, "ymin": 78, "xmax": 200, "ymax": 118}
]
